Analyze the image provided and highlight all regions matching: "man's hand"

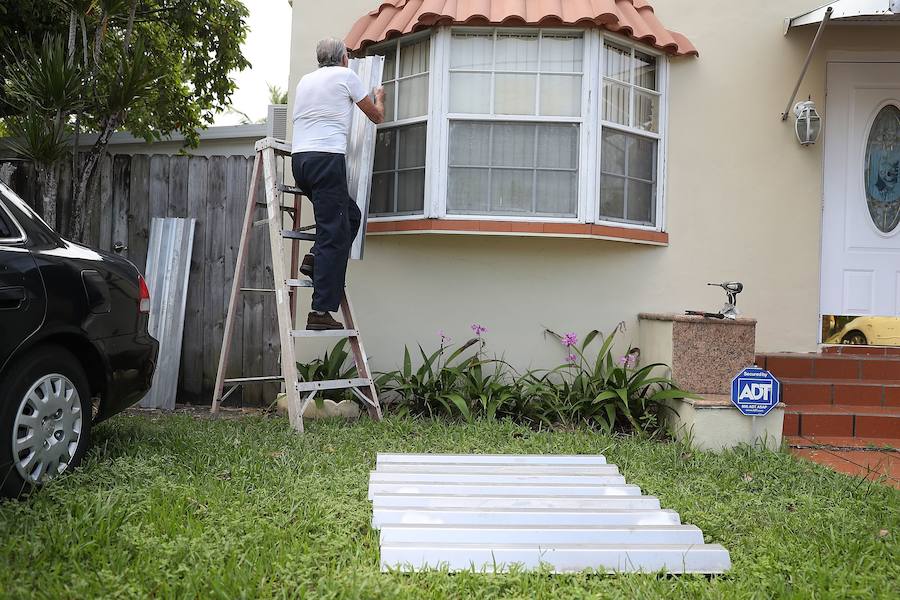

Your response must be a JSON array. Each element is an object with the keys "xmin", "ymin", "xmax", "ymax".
[{"xmin": 357, "ymin": 86, "xmax": 386, "ymax": 125}]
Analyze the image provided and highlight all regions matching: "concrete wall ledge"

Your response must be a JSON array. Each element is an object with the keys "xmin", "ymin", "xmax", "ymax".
[{"xmin": 639, "ymin": 313, "xmax": 757, "ymax": 326}]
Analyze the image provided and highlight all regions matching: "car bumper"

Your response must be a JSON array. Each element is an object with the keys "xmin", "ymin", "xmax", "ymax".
[{"xmin": 96, "ymin": 332, "xmax": 159, "ymax": 421}]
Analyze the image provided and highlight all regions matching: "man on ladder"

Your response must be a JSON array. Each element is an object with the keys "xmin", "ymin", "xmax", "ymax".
[{"xmin": 291, "ymin": 38, "xmax": 385, "ymax": 331}]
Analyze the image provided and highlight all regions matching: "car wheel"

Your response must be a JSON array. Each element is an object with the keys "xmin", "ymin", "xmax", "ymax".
[
  {"xmin": 842, "ymin": 331, "xmax": 868, "ymax": 346},
  {"xmin": 0, "ymin": 345, "xmax": 92, "ymax": 498}
]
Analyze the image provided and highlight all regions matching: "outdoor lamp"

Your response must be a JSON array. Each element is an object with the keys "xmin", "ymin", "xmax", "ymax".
[{"xmin": 793, "ymin": 100, "xmax": 821, "ymax": 146}]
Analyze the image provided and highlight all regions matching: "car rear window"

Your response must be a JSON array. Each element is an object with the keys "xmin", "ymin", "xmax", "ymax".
[{"xmin": 0, "ymin": 204, "xmax": 16, "ymax": 238}]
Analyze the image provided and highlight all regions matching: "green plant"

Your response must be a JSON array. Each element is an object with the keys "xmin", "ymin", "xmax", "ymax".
[{"xmin": 295, "ymin": 339, "xmax": 357, "ymax": 405}]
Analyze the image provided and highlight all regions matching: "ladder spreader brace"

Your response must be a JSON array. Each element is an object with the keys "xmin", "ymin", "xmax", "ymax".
[{"xmin": 211, "ymin": 137, "xmax": 382, "ymax": 432}]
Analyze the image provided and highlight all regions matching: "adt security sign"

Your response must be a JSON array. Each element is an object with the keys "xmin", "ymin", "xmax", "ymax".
[{"xmin": 731, "ymin": 368, "xmax": 781, "ymax": 417}]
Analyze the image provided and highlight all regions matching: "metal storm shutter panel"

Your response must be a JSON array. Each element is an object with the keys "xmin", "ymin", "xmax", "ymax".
[
  {"xmin": 140, "ymin": 217, "xmax": 196, "ymax": 410},
  {"xmin": 267, "ymin": 104, "xmax": 288, "ymax": 140},
  {"xmin": 368, "ymin": 453, "xmax": 732, "ymax": 574}
]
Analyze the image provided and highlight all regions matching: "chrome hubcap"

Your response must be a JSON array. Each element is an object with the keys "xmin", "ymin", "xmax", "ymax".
[{"xmin": 12, "ymin": 374, "xmax": 82, "ymax": 484}]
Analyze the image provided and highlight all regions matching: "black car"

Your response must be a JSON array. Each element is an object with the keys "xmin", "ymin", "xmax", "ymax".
[{"xmin": 0, "ymin": 181, "xmax": 158, "ymax": 498}]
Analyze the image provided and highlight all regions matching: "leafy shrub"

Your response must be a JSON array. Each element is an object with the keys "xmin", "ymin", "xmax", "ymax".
[
  {"xmin": 295, "ymin": 339, "xmax": 357, "ymax": 403},
  {"xmin": 376, "ymin": 324, "xmax": 694, "ymax": 434}
]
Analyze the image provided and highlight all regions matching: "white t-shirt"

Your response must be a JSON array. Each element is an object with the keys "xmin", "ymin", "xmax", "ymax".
[{"xmin": 291, "ymin": 66, "xmax": 368, "ymax": 154}]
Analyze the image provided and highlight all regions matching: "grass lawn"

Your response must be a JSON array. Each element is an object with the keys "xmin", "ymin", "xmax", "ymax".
[{"xmin": 1, "ymin": 413, "xmax": 898, "ymax": 599}]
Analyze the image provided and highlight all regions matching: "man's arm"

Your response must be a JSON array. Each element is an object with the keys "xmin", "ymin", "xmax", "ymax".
[{"xmin": 357, "ymin": 86, "xmax": 385, "ymax": 125}]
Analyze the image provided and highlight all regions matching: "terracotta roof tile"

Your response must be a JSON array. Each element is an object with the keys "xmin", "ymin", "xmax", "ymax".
[{"xmin": 346, "ymin": 0, "xmax": 697, "ymax": 56}]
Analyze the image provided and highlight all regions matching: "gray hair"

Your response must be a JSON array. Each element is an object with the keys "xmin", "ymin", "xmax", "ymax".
[{"xmin": 317, "ymin": 38, "xmax": 347, "ymax": 68}]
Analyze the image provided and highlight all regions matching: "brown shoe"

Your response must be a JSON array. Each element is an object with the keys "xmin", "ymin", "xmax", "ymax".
[
  {"xmin": 299, "ymin": 253, "xmax": 314, "ymax": 278},
  {"xmin": 307, "ymin": 311, "xmax": 343, "ymax": 331}
]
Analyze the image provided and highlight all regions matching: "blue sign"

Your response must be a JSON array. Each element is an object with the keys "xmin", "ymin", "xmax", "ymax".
[{"xmin": 731, "ymin": 368, "xmax": 781, "ymax": 417}]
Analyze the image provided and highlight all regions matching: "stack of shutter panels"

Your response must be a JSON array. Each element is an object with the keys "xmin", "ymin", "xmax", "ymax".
[{"xmin": 369, "ymin": 453, "xmax": 731, "ymax": 574}]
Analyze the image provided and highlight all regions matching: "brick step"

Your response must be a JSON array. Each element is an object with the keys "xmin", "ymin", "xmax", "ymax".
[
  {"xmin": 783, "ymin": 404, "xmax": 900, "ymax": 439},
  {"xmin": 781, "ymin": 378, "xmax": 900, "ymax": 407},
  {"xmin": 822, "ymin": 345, "xmax": 900, "ymax": 356},
  {"xmin": 784, "ymin": 435, "xmax": 897, "ymax": 450},
  {"xmin": 757, "ymin": 353, "xmax": 900, "ymax": 381}
]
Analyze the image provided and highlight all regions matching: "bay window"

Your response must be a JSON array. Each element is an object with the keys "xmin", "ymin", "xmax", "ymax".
[{"xmin": 364, "ymin": 28, "xmax": 668, "ymax": 234}]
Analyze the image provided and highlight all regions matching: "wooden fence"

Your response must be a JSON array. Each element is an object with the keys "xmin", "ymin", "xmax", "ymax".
[{"xmin": 1, "ymin": 155, "xmax": 280, "ymax": 407}]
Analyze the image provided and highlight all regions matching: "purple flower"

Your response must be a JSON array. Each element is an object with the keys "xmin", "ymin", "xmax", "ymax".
[
  {"xmin": 566, "ymin": 353, "xmax": 577, "ymax": 364},
  {"xmin": 438, "ymin": 329, "xmax": 451, "ymax": 345},
  {"xmin": 471, "ymin": 323, "xmax": 487, "ymax": 336},
  {"xmin": 561, "ymin": 332, "xmax": 578, "ymax": 348},
  {"xmin": 618, "ymin": 354, "xmax": 637, "ymax": 369}
]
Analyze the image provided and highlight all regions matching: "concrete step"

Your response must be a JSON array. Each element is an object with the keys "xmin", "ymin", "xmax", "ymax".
[
  {"xmin": 758, "ymin": 353, "xmax": 900, "ymax": 381},
  {"xmin": 822, "ymin": 345, "xmax": 900, "ymax": 357},
  {"xmin": 784, "ymin": 435, "xmax": 897, "ymax": 450}
]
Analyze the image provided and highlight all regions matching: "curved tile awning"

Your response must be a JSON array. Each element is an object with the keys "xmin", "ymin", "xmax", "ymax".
[{"xmin": 346, "ymin": 0, "xmax": 698, "ymax": 57}]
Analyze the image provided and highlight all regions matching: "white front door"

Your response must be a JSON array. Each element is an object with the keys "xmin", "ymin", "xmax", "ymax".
[{"xmin": 821, "ymin": 62, "xmax": 900, "ymax": 325}]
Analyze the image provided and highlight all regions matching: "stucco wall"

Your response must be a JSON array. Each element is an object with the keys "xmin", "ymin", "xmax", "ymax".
[{"xmin": 287, "ymin": 1, "xmax": 900, "ymax": 370}]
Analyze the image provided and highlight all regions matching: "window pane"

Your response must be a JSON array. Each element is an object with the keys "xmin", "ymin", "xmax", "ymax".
[
  {"xmin": 634, "ymin": 51, "xmax": 657, "ymax": 91},
  {"xmin": 449, "ymin": 72, "xmax": 491, "ymax": 113},
  {"xmin": 600, "ymin": 175, "xmax": 626, "ymax": 220},
  {"xmin": 398, "ymin": 123, "xmax": 427, "ymax": 169},
  {"xmin": 635, "ymin": 90, "xmax": 659, "ymax": 132},
  {"xmin": 397, "ymin": 74, "xmax": 428, "ymax": 119},
  {"xmin": 491, "ymin": 123, "xmax": 535, "ymax": 168},
  {"xmin": 495, "ymin": 33, "xmax": 539, "ymax": 71},
  {"xmin": 449, "ymin": 122, "xmax": 491, "ymax": 166},
  {"xmin": 491, "ymin": 169, "xmax": 534, "ymax": 213},
  {"xmin": 370, "ymin": 173, "xmax": 394, "ymax": 215},
  {"xmin": 383, "ymin": 80, "xmax": 396, "ymax": 122},
  {"xmin": 627, "ymin": 134, "xmax": 656, "ymax": 181},
  {"xmin": 541, "ymin": 34, "xmax": 583, "ymax": 73},
  {"xmin": 400, "ymin": 39, "xmax": 430, "ymax": 77},
  {"xmin": 540, "ymin": 74, "xmax": 582, "ymax": 117},
  {"xmin": 495, "ymin": 73, "xmax": 536, "ymax": 115},
  {"xmin": 397, "ymin": 170, "xmax": 426, "ymax": 213},
  {"xmin": 374, "ymin": 129, "xmax": 396, "ymax": 172},
  {"xmin": 604, "ymin": 43, "xmax": 631, "ymax": 83},
  {"xmin": 381, "ymin": 47, "xmax": 397, "ymax": 82},
  {"xmin": 536, "ymin": 171, "xmax": 577, "ymax": 216},
  {"xmin": 601, "ymin": 130, "xmax": 626, "ymax": 175},
  {"xmin": 537, "ymin": 124, "xmax": 579, "ymax": 169},
  {"xmin": 451, "ymin": 33, "xmax": 493, "ymax": 70},
  {"xmin": 626, "ymin": 179, "xmax": 654, "ymax": 223},
  {"xmin": 448, "ymin": 167, "xmax": 490, "ymax": 212},
  {"xmin": 602, "ymin": 80, "xmax": 629, "ymax": 126}
]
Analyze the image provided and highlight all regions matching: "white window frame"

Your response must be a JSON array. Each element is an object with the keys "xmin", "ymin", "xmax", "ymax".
[
  {"xmin": 367, "ymin": 27, "xmax": 669, "ymax": 233},
  {"xmin": 369, "ymin": 31, "xmax": 432, "ymax": 219}
]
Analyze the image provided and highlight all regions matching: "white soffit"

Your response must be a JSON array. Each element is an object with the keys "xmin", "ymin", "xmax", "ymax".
[
  {"xmin": 787, "ymin": 0, "xmax": 900, "ymax": 31},
  {"xmin": 369, "ymin": 453, "xmax": 732, "ymax": 575}
]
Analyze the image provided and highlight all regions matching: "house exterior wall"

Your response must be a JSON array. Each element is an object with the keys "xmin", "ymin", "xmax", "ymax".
[{"xmin": 287, "ymin": 1, "xmax": 900, "ymax": 370}]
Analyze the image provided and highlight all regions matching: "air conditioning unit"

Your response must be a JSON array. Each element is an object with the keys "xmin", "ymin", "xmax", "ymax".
[{"xmin": 267, "ymin": 104, "xmax": 288, "ymax": 141}]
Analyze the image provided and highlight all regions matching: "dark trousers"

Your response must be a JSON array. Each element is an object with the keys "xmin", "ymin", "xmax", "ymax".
[{"xmin": 291, "ymin": 152, "xmax": 361, "ymax": 313}]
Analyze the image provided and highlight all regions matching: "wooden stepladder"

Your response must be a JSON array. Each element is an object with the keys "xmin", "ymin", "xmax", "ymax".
[{"xmin": 211, "ymin": 137, "xmax": 382, "ymax": 432}]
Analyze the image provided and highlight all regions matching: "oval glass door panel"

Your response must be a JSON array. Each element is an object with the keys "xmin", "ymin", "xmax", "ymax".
[{"xmin": 864, "ymin": 104, "xmax": 900, "ymax": 233}]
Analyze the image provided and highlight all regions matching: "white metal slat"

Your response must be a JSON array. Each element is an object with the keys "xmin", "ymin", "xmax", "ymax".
[
  {"xmin": 375, "ymin": 464, "xmax": 616, "ymax": 475},
  {"xmin": 379, "ymin": 524, "xmax": 705, "ymax": 546},
  {"xmin": 371, "ymin": 508, "xmax": 681, "ymax": 528},
  {"xmin": 371, "ymin": 494, "xmax": 662, "ymax": 510},
  {"xmin": 377, "ymin": 454, "xmax": 607, "ymax": 466},
  {"xmin": 369, "ymin": 473, "xmax": 624, "ymax": 485},
  {"xmin": 368, "ymin": 483, "xmax": 642, "ymax": 499},
  {"xmin": 380, "ymin": 544, "xmax": 732, "ymax": 574}
]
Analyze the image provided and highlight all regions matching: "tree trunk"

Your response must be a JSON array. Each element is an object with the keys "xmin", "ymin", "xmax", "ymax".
[
  {"xmin": 36, "ymin": 163, "xmax": 60, "ymax": 231},
  {"xmin": 72, "ymin": 118, "xmax": 119, "ymax": 241}
]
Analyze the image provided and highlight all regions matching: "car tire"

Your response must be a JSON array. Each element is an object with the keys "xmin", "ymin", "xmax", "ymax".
[
  {"xmin": 0, "ymin": 345, "xmax": 92, "ymax": 499},
  {"xmin": 842, "ymin": 331, "xmax": 868, "ymax": 346}
]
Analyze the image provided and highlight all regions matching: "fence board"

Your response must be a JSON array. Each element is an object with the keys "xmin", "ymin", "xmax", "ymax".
[
  {"xmin": 98, "ymin": 156, "xmax": 113, "ymax": 251},
  {"xmin": 129, "ymin": 155, "xmax": 151, "ymax": 269},
  {"xmin": 203, "ymin": 157, "xmax": 228, "ymax": 397},
  {"xmin": 149, "ymin": 155, "xmax": 169, "ymax": 222},
  {"xmin": 223, "ymin": 157, "xmax": 247, "ymax": 405},
  {"xmin": 181, "ymin": 156, "xmax": 209, "ymax": 404},
  {"xmin": 168, "ymin": 156, "xmax": 189, "ymax": 217},
  {"xmin": 112, "ymin": 155, "xmax": 131, "ymax": 260}
]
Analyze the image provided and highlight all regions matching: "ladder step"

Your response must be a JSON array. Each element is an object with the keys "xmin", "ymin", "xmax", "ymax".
[
  {"xmin": 256, "ymin": 201, "xmax": 296, "ymax": 214},
  {"xmin": 291, "ymin": 329, "xmax": 359, "ymax": 338},
  {"xmin": 282, "ymin": 229, "xmax": 317, "ymax": 242},
  {"xmin": 240, "ymin": 288, "xmax": 276, "ymax": 293},
  {"xmin": 297, "ymin": 378, "xmax": 372, "ymax": 392},
  {"xmin": 286, "ymin": 278, "xmax": 313, "ymax": 288},
  {"xmin": 225, "ymin": 376, "xmax": 284, "ymax": 384},
  {"xmin": 277, "ymin": 184, "xmax": 306, "ymax": 196}
]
